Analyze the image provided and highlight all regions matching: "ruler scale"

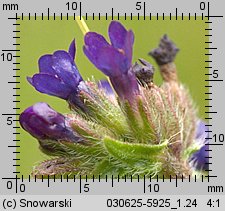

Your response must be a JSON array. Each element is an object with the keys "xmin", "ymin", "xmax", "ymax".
[{"xmin": 0, "ymin": 0, "xmax": 224, "ymax": 210}]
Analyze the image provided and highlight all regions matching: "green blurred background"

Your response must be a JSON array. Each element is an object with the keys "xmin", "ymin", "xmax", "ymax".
[{"xmin": 17, "ymin": 17, "xmax": 207, "ymax": 177}]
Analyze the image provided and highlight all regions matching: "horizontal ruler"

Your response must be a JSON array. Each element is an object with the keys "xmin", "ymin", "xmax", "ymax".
[{"xmin": 1, "ymin": 177, "xmax": 224, "ymax": 195}]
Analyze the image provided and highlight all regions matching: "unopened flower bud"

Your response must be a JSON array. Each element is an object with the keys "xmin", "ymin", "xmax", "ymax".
[
  {"xmin": 20, "ymin": 102, "xmax": 80, "ymax": 142},
  {"xmin": 133, "ymin": 58, "xmax": 155, "ymax": 86},
  {"xmin": 149, "ymin": 35, "xmax": 179, "ymax": 83}
]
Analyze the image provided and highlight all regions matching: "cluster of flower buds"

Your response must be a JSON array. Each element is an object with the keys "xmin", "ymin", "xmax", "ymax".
[{"xmin": 20, "ymin": 21, "xmax": 209, "ymax": 178}]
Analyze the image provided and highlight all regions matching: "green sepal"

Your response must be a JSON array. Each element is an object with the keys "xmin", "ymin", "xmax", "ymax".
[
  {"xmin": 60, "ymin": 141, "xmax": 106, "ymax": 161},
  {"xmin": 122, "ymin": 100, "xmax": 157, "ymax": 143},
  {"xmin": 137, "ymin": 98, "xmax": 157, "ymax": 141},
  {"xmin": 80, "ymin": 89, "xmax": 128, "ymax": 137},
  {"xmin": 103, "ymin": 136, "xmax": 168, "ymax": 164},
  {"xmin": 122, "ymin": 101, "xmax": 141, "ymax": 141},
  {"xmin": 39, "ymin": 139, "xmax": 107, "ymax": 164},
  {"xmin": 71, "ymin": 122, "xmax": 96, "ymax": 139},
  {"xmin": 38, "ymin": 139, "xmax": 68, "ymax": 156}
]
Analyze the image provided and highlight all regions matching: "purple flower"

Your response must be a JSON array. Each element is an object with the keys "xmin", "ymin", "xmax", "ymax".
[
  {"xmin": 97, "ymin": 80, "xmax": 114, "ymax": 96},
  {"xmin": 83, "ymin": 21, "xmax": 139, "ymax": 103},
  {"xmin": 149, "ymin": 34, "xmax": 179, "ymax": 66},
  {"xmin": 189, "ymin": 121, "xmax": 209, "ymax": 171},
  {"xmin": 20, "ymin": 102, "xmax": 80, "ymax": 142},
  {"xmin": 28, "ymin": 40, "xmax": 83, "ymax": 104}
]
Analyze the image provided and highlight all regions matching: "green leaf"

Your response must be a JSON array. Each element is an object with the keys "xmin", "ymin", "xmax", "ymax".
[
  {"xmin": 103, "ymin": 136, "xmax": 168, "ymax": 164},
  {"xmin": 92, "ymin": 158, "xmax": 126, "ymax": 177}
]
